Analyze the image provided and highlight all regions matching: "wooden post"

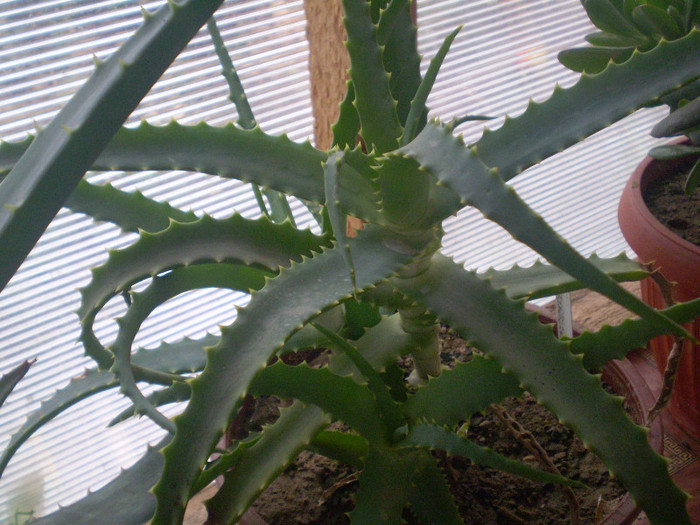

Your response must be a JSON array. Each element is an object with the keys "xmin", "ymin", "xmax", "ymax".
[{"xmin": 303, "ymin": 0, "xmax": 349, "ymax": 151}]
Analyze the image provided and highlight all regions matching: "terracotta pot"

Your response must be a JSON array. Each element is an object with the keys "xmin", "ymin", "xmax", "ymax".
[{"xmin": 618, "ymin": 148, "xmax": 700, "ymax": 437}]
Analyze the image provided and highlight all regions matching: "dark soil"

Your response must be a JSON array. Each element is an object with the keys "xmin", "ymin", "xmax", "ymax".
[
  {"xmin": 251, "ymin": 327, "xmax": 628, "ymax": 525},
  {"xmin": 645, "ymin": 169, "xmax": 700, "ymax": 247}
]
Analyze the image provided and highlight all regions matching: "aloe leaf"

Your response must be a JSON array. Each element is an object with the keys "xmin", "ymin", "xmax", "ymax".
[
  {"xmin": 633, "ymin": 4, "xmax": 684, "ymax": 39},
  {"xmin": 584, "ymin": 0, "xmax": 646, "ymax": 38},
  {"xmin": 79, "ymin": 214, "xmax": 326, "ymax": 368},
  {"xmin": 376, "ymin": 154, "xmax": 434, "ymax": 229},
  {"xmin": 308, "ymin": 430, "xmax": 368, "ymax": 468},
  {"xmin": 404, "ymin": 424, "xmax": 584, "ymax": 488},
  {"xmin": 476, "ymin": 30, "xmax": 700, "ymax": 182},
  {"xmin": 332, "ymin": 82, "xmax": 361, "ymax": 149},
  {"xmin": 205, "ymin": 403, "xmax": 330, "ymax": 524},
  {"xmin": 480, "ymin": 253, "xmax": 647, "ymax": 301},
  {"xmin": 30, "ymin": 436, "xmax": 170, "ymax": 525},
  {"xmin": 69, "ymin": 180, "xmax": 198, "ymax": 233},
  {"xmin": 349, "ymin": 445, "xmax": 420, "ymax": 525},
  {"xmin": 404, "ymin": 356, "xmax": 522, "ymax": 427},
  {"xmin": 393, "ymin": 254, "xmax": 691, "ymax": 525},
  {"xmin": 405, "ymin": 452, "xmax": 462, "ymax": 525},
  {"xmin": 324, "ymin": 151, "xmax": 357, "ymax": 293},
  {"xmin": 652, "ymin": 95, "xmax": 700, "ymax": 137},
  {"xmin": 206, "ymin": 17, "xmax": 256, "ymax": 130},
  {"xmin": 342, "ymin": 0, "xmax": 403, "ymax": 153},
  {"xmin": 109, "ymin": 264, "xmax": 269, "ymax": 432},
  {"xmin": 572, "ymin": 297, "xmax": 700, "ymax": 370},
  {"xmin": 312, "ymin": 323, "xmax": 404, "ymax": 435},
  {"xmin": 207, "ymin": 16, "xmax": 295, "ymax": 224},
  {"xmin": 109, "ymin": 381, "xmax": 192, "ymax": 427},
  {"xmin": 2, "ymin": 122, "xmax": 383, "ymax": 223},
  {"xmin": 557, "ymin": 46, "xmax": 635, "ymax": 73},
  {"xmin": 0, "ymin": 0, "xmax": 224, "ymax": 292},
  {"xmin": 0, "ymin": 337, "xmax": 209, "ymax": 479},
  {"xmin": 378, "ymin": 0, "xmax": 423, "ymax": 128},
  {"xmin": 152, "ymin": 224, "xmax": 430, "ymax": 523},
  {"xmin": 402, "ymin": 122, "xmax": 693, "ymax": 340},
  {"xmin": 0, "ymin": 359, "xmax": 33, "ymax": 409},
  {"xmin": 401, "ymin": 26, "xmax": 462, "ymax": 146},
  {"xmin": 249, "ymin": 362, "xmax": 385, "ymax": 442}
]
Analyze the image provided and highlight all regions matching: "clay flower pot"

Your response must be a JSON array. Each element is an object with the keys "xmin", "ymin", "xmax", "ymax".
[{"xmin": 618, "ymin": 148, "xmax": 700, "ymax": 437}]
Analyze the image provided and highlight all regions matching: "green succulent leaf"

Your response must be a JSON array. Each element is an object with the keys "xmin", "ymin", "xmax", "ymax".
[
  {"xmin": 0, "ymin": 338, "xmax": 209, "ymax": 480},
  {"xmin": 557, "ymin": 46, "xmax": 635, "ymax": 73},
  {"xmin": 378, "ymin": 0, "xmax": 423, "ymax": 128},
  {"xmin": 312, "ymin": 322, "xmax": 405, "ymax": 436},
  {"xmin": 152, "ymin": 224, "xmax": 430, "ymax": 523},
  {"xmin": 70, "ymin": 180, "xmax": 199, "ymax": 233},
  {"xmin": 480, "ymin": 253, "xmax": 648, "ymax": 300},
  {"xmin": 401, "ymin": 25, "xmax": 462, "ymax": 146},
  {"xmin": 403, "ymin": 122, "xmax": 693, "ymax": 340},
  {"xmin": 343, "ymin": 0, "xmax": 403, "ymax": 153},
  {"xmin": 205, "ymin": 403, "xmax": 330, "ymax": 524},
  {"xmin": 479, "ymin": 30, "xmax": 700, "ymax": 182},
  {"xmin": 404, "ymin": 452, "xmax": 462, "ymax": 525},
  {"xmin": 30, "ymin": 436, "xmax": 170, "ymax": 525},
  {"xmin": 652, "ymin": 95, "xmax": 700, "ymax": 137},
  {"xmin": 404, "ymin": 423, "xmax": 584, "ymax": 487},
  {"xmin": 583, "ymin": 0, "xmax": 647, "ymax": 38},
  {"xmin": 249, "ymin": 362, "xmax": 385, "ymax": 442},
  {"xmin": 0, "ymin": 0, "xmax": 224, "ymax": 292},
  {"xmin": 349, "ymin": 445, "xmax": 420, "ymax": 525},
  {"xmin": 403, "ymin": 355, "xmax": 522, "ymax": 427},
  {"xmin": 393, "ymin": 254, "xmax": 691, "ymax": 525},
  {"xmin": 633, "ymin": 4, "xmax": 684, "ymax": 39},
  {"xmin": 0, "ymin": 359, "xmax": 33, "ymax": 409},
  {"xmin": 109, "ymin": 263, "xmax": 269, "ymax": 433},
  {"xmin": 79, "ymin": 214, "xmax": 326, "ymax": 368},
  {"xmin": 309, "ymin": 430, "xmax": 369, "ymax": 468},
  {"xmin": 572, "ymin": 296, "xmax": 700, "ymax": 369}
]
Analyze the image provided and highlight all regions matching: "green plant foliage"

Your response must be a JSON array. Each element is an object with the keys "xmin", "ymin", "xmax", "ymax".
[
  {"xmin": 2, "ymin": 1, "xmax": 699, "ymax": 524},
  {"xmin": 559, "ymin": 1, "xmax": 700, "ymax": 194}
]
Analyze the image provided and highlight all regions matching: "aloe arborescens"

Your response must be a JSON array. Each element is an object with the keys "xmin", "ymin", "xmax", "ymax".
[{"xmin": 1, "ymin": 1, "xmax": 700, "ymax": 524}]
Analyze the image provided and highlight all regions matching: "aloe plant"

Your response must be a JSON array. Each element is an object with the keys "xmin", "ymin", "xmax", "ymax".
[
  {"xmin": 559, "ymin": 0, "xmax": 700, "ymax": 192},
  {"xmin": 2, "ymin": 1, "xmax": 700, "ymax": 524}
]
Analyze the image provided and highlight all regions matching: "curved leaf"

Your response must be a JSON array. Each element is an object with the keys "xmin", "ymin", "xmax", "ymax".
[
  {"xmin": 31, "ymin": 436, "xmax": 170, "ymax": 525},
  {"xmin": 342, "ymin": 0, "xmax": 402, "ymax": 153},
  {"xmin": 393, "ymin": 254, "xmax": 690, "ymax": 525},
  {"xmin": 402, "ymin": 122, "xmax": 693, "ymax": 340},
  {"xmin": 0, "ymin": 338, "xmax": 209, "ymax": 479},
  {"xmin": 404, "ymin": 356, "xmax": 522, "ymax": 427},
  {"xmin": 404, "ymin": 423, "xmax": 583, "ymax": 487},
  {"xmin": 205, "ymin": 403, "xmax": 330, "ymax": 524},
  {"xmin": 79, "ymin": 214, "xmax": 328, "ymax": 368},
  {"xmin": 475, "ymin": 30, "xmax": 700, "ymax": 182},
  {"xmin": 0, "ymin": 0, "xmax": 224, "ymax": 292},
  {"xmin": 152, "ymin": 224, "xmax": 432, "ymax": 523}
]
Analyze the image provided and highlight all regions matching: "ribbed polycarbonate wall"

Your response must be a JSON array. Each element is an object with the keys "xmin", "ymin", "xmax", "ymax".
[{"xmin": 0, "ymin": 0, "xmax": 664, "ymax": 519}]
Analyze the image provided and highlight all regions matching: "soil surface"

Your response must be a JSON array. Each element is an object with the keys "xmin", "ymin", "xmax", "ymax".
[
  {"xmin": 251, "ymin": 327, "xmax": 627, "ymax": 525},
  {"xmin": 644, "ymin": 170, "xmax": 700, "ymax": 247}
]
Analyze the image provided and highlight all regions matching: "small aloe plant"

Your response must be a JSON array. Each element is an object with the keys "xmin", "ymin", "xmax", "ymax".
[
  {"xmin": 1, "ymin": 1, "xmax": 700, "ymax": 524},
  {"xmin": 559, "ymin": 0, "xmax": 700, "ymax": 192}
]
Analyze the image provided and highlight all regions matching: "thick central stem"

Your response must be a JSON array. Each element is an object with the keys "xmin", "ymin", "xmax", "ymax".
[{"xmin": 393, "ymin": 227, "xmax": 443, "ymax": 384}]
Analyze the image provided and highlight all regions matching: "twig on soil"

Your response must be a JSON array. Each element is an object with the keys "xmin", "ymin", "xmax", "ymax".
[{"xmin": 488, "ymin": 404, "xmax": 580, "ymax": 525}]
